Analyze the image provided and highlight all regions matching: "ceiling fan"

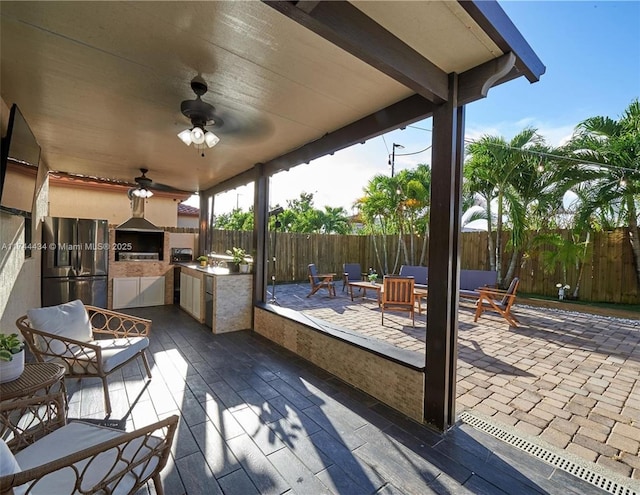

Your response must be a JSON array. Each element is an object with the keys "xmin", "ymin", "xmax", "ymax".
[
  {"xmin": 131, "ymin": 168, "xmax": 190, "ymax": 198},
  {"xmin": 177, "ymin": 76, "xmax": 222, "ymax": 153}
]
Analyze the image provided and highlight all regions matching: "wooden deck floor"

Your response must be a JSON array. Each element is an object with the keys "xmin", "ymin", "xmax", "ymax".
[{"xmin": 65, "ymin": 305, "xmax": 609, "ymax": 494}]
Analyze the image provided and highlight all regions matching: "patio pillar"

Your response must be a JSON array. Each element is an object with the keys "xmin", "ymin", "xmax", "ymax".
[
  {"xmin": 424, "ymin": 73, "xmax": 465, "ymax": 430},
  {"xmin": 198, "ymin": 193, "xmax": 213, "ymax": 256},
  {"xmin": 253, "ymin": 163, "xmax": 269, "ymax": 303}
]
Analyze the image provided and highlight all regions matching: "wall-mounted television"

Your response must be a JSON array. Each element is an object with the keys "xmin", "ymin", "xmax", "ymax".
[{"xmin": 0, "ymin": 104, "xmax": 41, "ymax": 217}]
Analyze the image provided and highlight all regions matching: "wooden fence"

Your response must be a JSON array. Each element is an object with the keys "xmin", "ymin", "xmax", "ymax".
[{"xmin": 209, "ymin": 228, "xmax": 639, "ymax": 305}]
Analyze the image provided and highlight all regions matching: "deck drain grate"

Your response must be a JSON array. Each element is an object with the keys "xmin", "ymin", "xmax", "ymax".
[{"xmin": 459, "ymin": 411, "xmax": 638, "ymax": 495}]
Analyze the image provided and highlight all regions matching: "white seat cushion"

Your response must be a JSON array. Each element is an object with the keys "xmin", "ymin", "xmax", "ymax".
[
  {"xmin": 67, "ymin": 337, "xmax": 149, "ymax": 374},
  {"xmin": 14, "ymin": 421, "xmax": 161, "ymax": 495},
  {"xmin": 0, "ymin": 439, "xmax": 20, "ymax": 476},
  {"xmin": 27, "ymin": 300, "xmax": 92, "ymax": 355}
]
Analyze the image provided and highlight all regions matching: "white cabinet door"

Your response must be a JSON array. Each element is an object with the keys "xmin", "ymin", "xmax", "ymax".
[
  {"xmin": 113, "ymin": 278, "xmax": 140, "ymax": 309},
  {"xmin": 139, "ymin": 276, "xmax": 165, "ymax": 307},
  {"xmin": 192, "ymin": 277, "xmax": 201, "ymax": 319},
  {"xmin": 180, "ymin": 272, "xmax": 188, "ymax": 310}
]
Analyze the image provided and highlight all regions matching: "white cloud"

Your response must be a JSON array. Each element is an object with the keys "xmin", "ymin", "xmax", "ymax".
[{"xmin": 465, "ymin": 119, "xmax": 577, "ymax": 147}]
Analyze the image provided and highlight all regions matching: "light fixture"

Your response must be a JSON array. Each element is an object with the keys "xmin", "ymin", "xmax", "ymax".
[
  {"xmin": 191, "ymin": 126, "xmax": 205, "ymax": 145},
  {"xmin": 132, "ymin": 187, "xmax": 153, "ymax": 199},
  {"xmin": 177, "ymin": 129, "xmax": 192, "ymax": 145},
  {"xmin": 205, "ymin": 131, "xmax": 220, "ymax": 147},
  {"xmin": 177, "ymin": 125, "xmax": 220, "ymax": 156}
]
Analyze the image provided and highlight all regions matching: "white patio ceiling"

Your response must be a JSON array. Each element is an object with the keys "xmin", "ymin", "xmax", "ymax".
[{"xmin": 1, "ymin": 1, "xmax": 541, "ymax": 194}]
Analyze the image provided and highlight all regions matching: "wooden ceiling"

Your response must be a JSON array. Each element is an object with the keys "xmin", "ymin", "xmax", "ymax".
[{"xmin": 0, "ymin": 1, "xmax": 543, "ymax": 194}]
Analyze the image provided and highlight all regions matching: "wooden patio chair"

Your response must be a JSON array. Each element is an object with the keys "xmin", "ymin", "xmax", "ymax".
[
  {"xmin": 380, "ymin": 275, "xmax": 415, "ymax": 327},
  {"xmin": 17, "ymin": 299, "xmax": 153, "ymax": 416},
  {"xmin": 0, "ymin": 392, "xmax": 178, "ymax": 495},
  {"xmin": 474, "ymin": 277, "xmax": 520, "ymax": 327},
  {"xmin": 307, "ymin": 264, "xmax": 336, "ymax": 298}
]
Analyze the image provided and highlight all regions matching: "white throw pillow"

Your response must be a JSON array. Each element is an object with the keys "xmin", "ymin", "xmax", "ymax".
[
  {"xmin": 27, "ymin": 300, "xmax": 92, "ymax": 355},
  {"xmin": 0, "ymin": 439, "xmax": 21, "ymax": 476}
]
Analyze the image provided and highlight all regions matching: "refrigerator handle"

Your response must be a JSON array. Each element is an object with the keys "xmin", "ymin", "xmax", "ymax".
[{"xmin": 72, "ymin": 220, "xmax": 80, "ymax": 276}]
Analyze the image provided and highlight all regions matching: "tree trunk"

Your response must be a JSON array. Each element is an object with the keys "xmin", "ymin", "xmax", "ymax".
[
  {"xmin": 393, "ymin": 233, "xmax": 404, "ymax": 275},
  {"xmin": 372, "ymin": 234, "xmax": 383, "ymax": 275},
  {"xmin": 485, "ymin": 195, "xmax": 496, "ymax": 272},
  {"xmin": 419, "ymin": 231, "xmax": 429, "ymax": 266},
  {"xmin": 504, "ymin": 248, "xmax": 519, "ymax": 286},
  {"xmin": 572, "ymin": 231, "xmax": 590, "ymax": 299},
  {"xmin": 495, "ymin": 191, "xmax": 504, "ymax": 286},
  {"xmin": 626, "ymin": 196, "xmax": 640, "ymax": 288}
]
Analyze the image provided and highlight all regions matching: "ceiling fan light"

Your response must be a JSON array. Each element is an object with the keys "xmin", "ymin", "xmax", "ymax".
[
  {"xmin": 204, "ymin": 131, "xmax": 220, "ymax": 148},
  {"xmin": 177, "ymin": 129, "xmax": 192, "ymax": 146},
  {"xmin": 191, "ymin": 126, "xmax": 205, "ymax": 145},
  {"xmin": 132, "ymin": 187, "xmax": 153, "ymax": 199}
]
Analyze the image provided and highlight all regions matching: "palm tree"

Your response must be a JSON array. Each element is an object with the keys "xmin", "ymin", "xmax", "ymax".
[
  {"xmin": 568, "ymin": 99, "xmax": 640, "ymax": 285},
  {"xmin": 322, "ymin": 206, "xmax": 351, "ymax": 234},
  {"xmin": 356, "ymin": 175, "xmax": 401, "ymax": 274},
  {"xmin": 465, "ymin": 128, "xmax": 544, "ymax": 286}
]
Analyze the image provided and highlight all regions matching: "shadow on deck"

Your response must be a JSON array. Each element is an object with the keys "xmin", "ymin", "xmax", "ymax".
[{"xmin": 65, "ymin": 305, "xmax": 614, "ymax": 494}]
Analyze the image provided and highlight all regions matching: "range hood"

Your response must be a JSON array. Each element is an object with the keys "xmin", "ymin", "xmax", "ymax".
[{"xmin": 116, "ymin": 193, "xmax": 163, "ymax": 232}]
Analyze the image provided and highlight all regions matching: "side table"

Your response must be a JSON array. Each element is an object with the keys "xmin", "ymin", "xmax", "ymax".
[
  {"xmin": 0, "ymin": 362, "xmax": 66, "ymax": 402},
  {"xmin": 1, "ymin": 362, "xmax": 67, "ymax": 451}
]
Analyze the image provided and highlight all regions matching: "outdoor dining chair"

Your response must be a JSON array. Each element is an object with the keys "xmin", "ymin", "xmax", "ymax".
[
  {"xmin": 342, "ymin": 262, "xmax": 363, "ymax": 292},
  {"xmin": 17, "ymin": 299, "xmax": 153, "ymax": 416},
  {"xmin": 474, "ymin": 277, "xmax": 520, "ymax": 327},
  {"xmin": 380, "ymin": 275, "xmax": 415, "ymax": 327},
  {"xmin": 307, "ymin": 263, "xmax": 336, "ymax": 298}
]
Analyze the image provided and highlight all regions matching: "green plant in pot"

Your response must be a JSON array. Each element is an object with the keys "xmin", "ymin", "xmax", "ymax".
[
  {"xmin": 197, "ymin": 255, "xmax": 208, "ymax": 267},
  {"xmin": 226, "ymin": 247, "xmax": 247, "ymax": 273},
  {"xmin": 0, "ymin": 333, "xmax": 25, "ymax": 383}
]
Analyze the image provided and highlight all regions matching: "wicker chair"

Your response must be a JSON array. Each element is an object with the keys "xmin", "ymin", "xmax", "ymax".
[
  {"xmin": 0, "ymin": 392, "xmax": 178, "ymax": 495},
  {"xmin": 16, "ymin": 300, "xmax": 153, "ymax": 416}
]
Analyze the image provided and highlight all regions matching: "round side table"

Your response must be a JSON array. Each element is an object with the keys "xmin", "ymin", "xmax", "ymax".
[
  {"xmin": 0, "ymin": 362, "xmax": 66, "ymax": 402},
  {"xmin": 0, "ymin": 362, "xmax": 67, "ymax": 451}
]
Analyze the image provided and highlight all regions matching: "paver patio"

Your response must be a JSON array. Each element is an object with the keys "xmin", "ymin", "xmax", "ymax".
[{"xmin": 272, "ymin": 282, "xmax": 640, "ymax": 481}]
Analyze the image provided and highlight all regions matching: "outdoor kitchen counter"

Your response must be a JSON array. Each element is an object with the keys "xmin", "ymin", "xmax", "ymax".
[{"xmin": 178, "ymin": 264, "xmax": 252, "ymax": 333}]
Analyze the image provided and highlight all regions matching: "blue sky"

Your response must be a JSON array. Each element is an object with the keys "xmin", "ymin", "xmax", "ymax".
[{"xmin": 209, "ymin": 1, "xmax": 640, "ymax": 215}]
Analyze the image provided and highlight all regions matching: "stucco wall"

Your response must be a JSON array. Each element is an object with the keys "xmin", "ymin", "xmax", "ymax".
[
  {"xmin": 49, "ymin": 186, "xmax": 180, "ymax": 227},
  {"xmin": 0, "ymin": 150, "xmax": 49, "ymax": 329}
]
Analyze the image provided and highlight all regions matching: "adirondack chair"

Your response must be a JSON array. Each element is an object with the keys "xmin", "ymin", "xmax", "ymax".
[
  {"xmin": 474, "ymin": 277, "xmax": 520, "ymax": 327},
  {"xmin": 307, "ymin": 264, "xmax": 336, "ymax": 298}
]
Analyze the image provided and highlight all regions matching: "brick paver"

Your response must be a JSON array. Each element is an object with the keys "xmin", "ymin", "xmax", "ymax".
[{"xmin": 273, "ymin": 282, "xmax": 640, "ymax": 480}]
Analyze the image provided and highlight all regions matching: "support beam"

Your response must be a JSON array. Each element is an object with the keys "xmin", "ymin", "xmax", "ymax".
[
  {"xmin": 264, "ymin": 0, "xmax": 448, "ymax": 103},
  {"xmin": 458, "ymin": 52, "xmax": 516, "ymax": 106},
  {"xmin": 425, "ymin": 73, "xmax": 464, "ymax": 431},
  {"xmin": 264, "ymin": 94, "xmax": 435, "ymax": 176},
  {"xmin": 198, "ymin": 193, "xmax": 212, "ymax": 257},
  {"xmin": 459, "ymin": 0, "xmax": 545, "ymax": 83},
  {"xmin": 253, "ymin": 164, "xmax": 269, "ymax": 304}
]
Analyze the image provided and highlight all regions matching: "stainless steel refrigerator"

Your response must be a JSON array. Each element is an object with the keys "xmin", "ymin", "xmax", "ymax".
[{"xmin": 42, "ymin": 217, "xmax": 108, "ymax": 307}]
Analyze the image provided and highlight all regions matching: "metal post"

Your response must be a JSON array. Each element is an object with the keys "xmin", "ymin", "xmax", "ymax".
[{"xmin": 390, "ymin": 143, "xmax": 404, "ymax": 177}]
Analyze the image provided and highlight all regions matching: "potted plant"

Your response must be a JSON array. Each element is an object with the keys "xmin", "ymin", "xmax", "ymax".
[
  {"xmin": 0, "ymin": 333, "xmax": 25, "ymax": 383},
  {"xmin": 197, "ymin": 255, "xmax": 208, "ymax": 267},
  {"xmin": 226, "ymin": 247, "xmax": 247, "ymax": 273}
]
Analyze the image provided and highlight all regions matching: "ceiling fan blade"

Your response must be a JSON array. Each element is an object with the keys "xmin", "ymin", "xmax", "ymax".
[{"xmin": 133, "ymin": 168, "xmax": 193, "ymax": 194}]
